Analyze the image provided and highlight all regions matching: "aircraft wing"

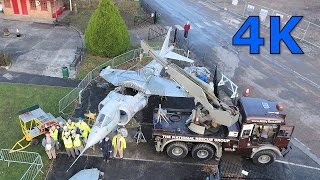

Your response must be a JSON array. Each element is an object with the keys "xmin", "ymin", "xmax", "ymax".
[
  {"xmin": 145, "ymin": 76, "xmax": 187, "ymax": 97},
  {"xmin": 100, "ymin": 68, "xmax": 145, "ymax": 86},
  {"xmin": 164, "ymin": 51, "xmax": 194, "ymax": 63},
  {"xmin": 100, "ymin": 68, "xmax": 188, "ymax": 97}
]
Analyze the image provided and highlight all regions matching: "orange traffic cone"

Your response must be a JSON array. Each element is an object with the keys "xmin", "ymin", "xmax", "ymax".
[{"xmin": 243, "ymin": 88, "xmax": 250, "ymax": 97}]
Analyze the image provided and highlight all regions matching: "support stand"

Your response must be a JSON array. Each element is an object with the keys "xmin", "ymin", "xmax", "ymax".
[{"xmin": 133, "ymin": 126, "xmax": 146, "ymax": 144}]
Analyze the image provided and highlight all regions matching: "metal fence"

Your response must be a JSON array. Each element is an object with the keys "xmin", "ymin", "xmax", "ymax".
[
  {"xmin": 134, "ymin": 0, "xmax": 159, "ymax": 27},
  {"xmin": 59, "ymin": 48, "xmax": 144, "ymax": 113},
  {"xmin": 0, "ymin": 149, "xmax": 43, "ymax": 180},
  {"xmin": 148, "ymin": 25, "xmax": 168, "ymax": 41},
  {"xmin": 206, "ymin": 0, "xmax": 320, "ymax": 48}
]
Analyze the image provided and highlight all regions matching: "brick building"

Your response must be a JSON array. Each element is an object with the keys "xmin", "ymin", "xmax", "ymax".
[{"xmin": 1, "ymin": 0, "xmax": 65, "ymax": 19}]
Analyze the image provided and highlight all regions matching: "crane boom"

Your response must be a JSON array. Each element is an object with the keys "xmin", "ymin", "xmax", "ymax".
[{"xmin": 141, "ymin": 40, "xmax": 239, "ymax": 127}]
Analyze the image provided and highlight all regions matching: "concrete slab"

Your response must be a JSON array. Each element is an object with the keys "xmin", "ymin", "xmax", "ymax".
[{"xmin": 0, "ymin": 19, "xmax": 82, "ymax": 78}]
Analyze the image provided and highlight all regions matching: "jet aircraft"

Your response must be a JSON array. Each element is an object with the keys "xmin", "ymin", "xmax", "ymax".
[{"xmin": 67, "ymin": 27, "xmax": 195, "ymax": 171}]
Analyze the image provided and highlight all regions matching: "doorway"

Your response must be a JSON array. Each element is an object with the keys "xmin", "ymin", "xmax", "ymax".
[
  {"xmin": 11, "ymin": 0, "xmax": 19, "ymax": 14},
  {"xmin": 20, "ymin": 0, "xmax": 28, "ymax": 15}
]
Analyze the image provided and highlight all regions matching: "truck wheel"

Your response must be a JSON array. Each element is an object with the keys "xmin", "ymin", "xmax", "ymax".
[
  {"xmin": 252, "ymin": 150, "xmax": 276, "ymax": 166},
  {"xmin": 166, "ymin": 142, "xmax": 188, "ymax": 159},
  {"xmin": 191, "ymin": 143, "xmax": 215, "ymax": 161}
]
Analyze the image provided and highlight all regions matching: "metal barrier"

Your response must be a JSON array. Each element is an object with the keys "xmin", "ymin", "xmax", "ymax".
[
  {"xmin": 218, "ymin": 74, "xmax": 238, "ymax": 98},
  {"xmin": 205, "ymin": 0, "xmax": 320, "ymax": 49},
  {"xmin": 0, "ymin": 149, "xmax": 43, "ymax": 180},
  {"xmin": 59, "ymin": 48, "xmax": 144, "ymax": 113}
]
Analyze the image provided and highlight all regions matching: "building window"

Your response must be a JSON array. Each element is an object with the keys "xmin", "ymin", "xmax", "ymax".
[
  {"xmin": 30, "ymin": 0, "xmax": 37, "ymax": 10},
  {"xmin": 4, "ymin": 0, "xmax": 11, "ymax": 8},
  {"xmin": 40, "ymin": 0, "xmax": 48, "ymax": 11}
]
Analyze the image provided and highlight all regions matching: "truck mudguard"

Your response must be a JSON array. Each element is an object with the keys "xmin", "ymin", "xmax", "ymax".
[{"xmin": 250, "ymin": 145, "xmax": 282, "ymax": 158}]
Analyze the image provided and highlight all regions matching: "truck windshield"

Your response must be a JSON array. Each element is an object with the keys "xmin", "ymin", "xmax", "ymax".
[{"xmin": 252, "ymin": 124, "xmax": 279, "ymax": 139}]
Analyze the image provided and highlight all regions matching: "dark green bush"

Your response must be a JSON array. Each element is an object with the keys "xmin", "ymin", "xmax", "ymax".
[{"xmin": 84, "ymin": 0, "xmax": 130, "ymax": 57}]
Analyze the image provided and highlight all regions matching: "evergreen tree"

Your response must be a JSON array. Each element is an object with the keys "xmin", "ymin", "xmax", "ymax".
[{"xmin": 85, "ymin": 0, "xmax": 130, "ymax": 57}]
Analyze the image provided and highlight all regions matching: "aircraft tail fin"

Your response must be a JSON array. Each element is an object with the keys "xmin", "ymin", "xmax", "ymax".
[
  {"xmin": 141, "ymin": 26, "xmax": 194, "ymax": 64},
  {"xmin": 160, "ymin": 27, "xmax": 172, "ymax": 56}
]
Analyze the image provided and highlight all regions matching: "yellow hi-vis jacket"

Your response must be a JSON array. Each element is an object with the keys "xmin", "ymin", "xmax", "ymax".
[
  {"xmin": 62, "ymin": 130, "xmax": 70, "ymax": 139},
  {"xmin": 76, "ymin": 121, "xmax": 91, "ymax": 138},
  {"xmin": 66, "ymin": 122, "xmax": 75, "ymax": 130},
  {"xmin": 112, "ymin": 135, "xmax": 126, "ymax": 150},
  {"xmin": 63, "ymin": 136, "xmax": 73, "ymax": 148},
  {"xmin": 73, "ymin": 134, "xmax": 82, "ymax": 147},
  {"xmin": 49, "ymin": 129, "xmax": 58, "ymax": 141}
]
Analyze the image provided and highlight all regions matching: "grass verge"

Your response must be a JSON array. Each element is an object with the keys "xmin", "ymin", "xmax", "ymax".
[
  {"xmin": 62, "ymin": 7, "xmax": 96, "ymax": 33},
  {"xmin": 0, "ymin": 83, "xmax": 72, "ymax": 180},
  {"xmin": 76, "ymin": 54, "xmax": 110, "ymax": 80}
]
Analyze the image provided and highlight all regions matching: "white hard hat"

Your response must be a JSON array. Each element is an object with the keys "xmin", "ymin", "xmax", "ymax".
[{"xmin": 71, "ymin": 130, "xmax": 76, "ymax": 134}]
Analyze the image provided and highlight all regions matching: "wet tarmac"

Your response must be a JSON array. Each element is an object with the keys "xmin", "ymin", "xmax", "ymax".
[{"xmin": 48, "ymin": 153, "xmax": 210, "ymax": 180}]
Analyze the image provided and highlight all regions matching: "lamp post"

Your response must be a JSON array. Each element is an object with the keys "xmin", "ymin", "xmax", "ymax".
[{"xmin": 69, "ymin": 0, "xmax": 72, "ymax": 11}]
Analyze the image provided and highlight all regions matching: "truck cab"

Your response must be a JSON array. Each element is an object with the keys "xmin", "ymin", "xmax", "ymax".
[{"xmin": 230, "ymin": 97, "xmax": 294, "ymax": 165}]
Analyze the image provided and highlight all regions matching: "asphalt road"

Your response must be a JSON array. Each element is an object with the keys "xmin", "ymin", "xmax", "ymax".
[{"xmin": 0, "ymin": 69, "xmax": 79, "ymax": 87}]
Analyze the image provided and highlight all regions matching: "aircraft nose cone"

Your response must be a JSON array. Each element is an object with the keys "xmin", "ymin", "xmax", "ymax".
[{"xmin": 84, "ymin": 128, "xmax": 101, "ymax": 150}]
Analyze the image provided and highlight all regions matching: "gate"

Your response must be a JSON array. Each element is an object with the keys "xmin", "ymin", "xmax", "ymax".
[
  {"xmin": 134, "ymin": 0, "xmax": 159, "ymax": 27},
  {"xmin": 0, "ymin": 149, "xmax": 43, "ymax": 180},
  {"xmin": 70, "ymin": 47, "xmax": 86, "ymax": 73},
  {"xmin": 147, "ymin": 25, "xmax": 169, "ymax": 41}
]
